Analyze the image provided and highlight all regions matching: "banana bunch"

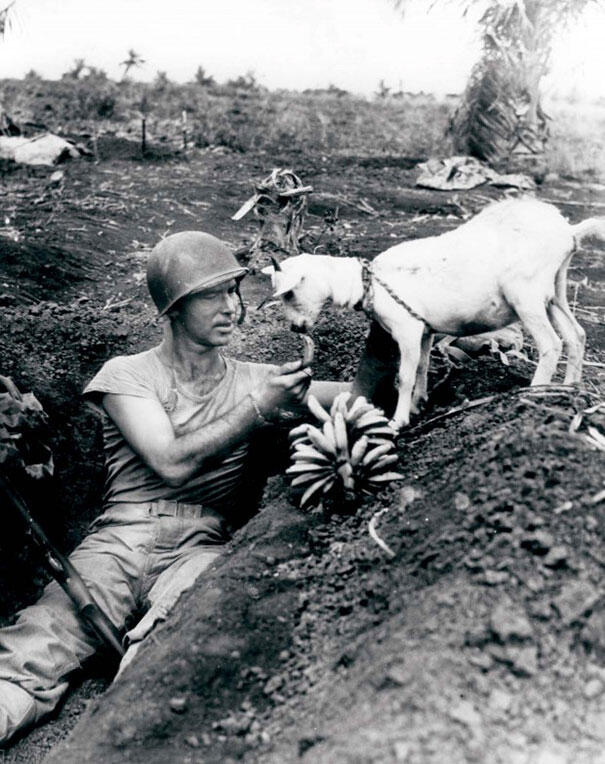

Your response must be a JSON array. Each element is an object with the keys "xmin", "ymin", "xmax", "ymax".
[{"xmin": 286, "ymin": 392, "xmax": 402, "ymax": 510}]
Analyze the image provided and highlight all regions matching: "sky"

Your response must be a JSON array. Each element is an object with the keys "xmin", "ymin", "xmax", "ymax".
[{"xmin": 0, "ymin": 0, "xmax": 604, "ymax": 99}]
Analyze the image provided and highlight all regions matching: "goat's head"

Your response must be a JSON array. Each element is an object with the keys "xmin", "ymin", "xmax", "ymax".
[{"xmin": 261, "ymin": 254, "xmax": 331, "ymax": 333}]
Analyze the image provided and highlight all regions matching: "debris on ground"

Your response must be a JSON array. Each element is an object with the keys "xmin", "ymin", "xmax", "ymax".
[
  {"xmin": 1, "ymin": 146, "xmax": 603, "ymax": 763},
  {"xmin": 232, "ymin": 168, "xmax": 313, "ymax": 269},
  {"xmin": 417, "ymin": 155, "xmax": 535, "ymax": 192},
  {"xmin": 0, "ymin": 134, "xmax": 88, "ymax": 166}
]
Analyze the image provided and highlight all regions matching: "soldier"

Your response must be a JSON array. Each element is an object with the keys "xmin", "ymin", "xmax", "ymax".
[{"xmin": 0, "ymin": 231, "xmax": 347, "ymax": 744}]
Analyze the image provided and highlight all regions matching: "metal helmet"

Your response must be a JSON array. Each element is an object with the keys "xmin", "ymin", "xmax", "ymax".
[{"xmin": 146, "ymin": 231, "xmax": 248, "ymax": 317}]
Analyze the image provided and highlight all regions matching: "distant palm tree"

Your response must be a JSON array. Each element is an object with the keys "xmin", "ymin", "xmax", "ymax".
[
  {"xmin": 120, "ymin": 49, "xmax": 146, "ymax": 80},
  {"xmin": 394, "ymin": 0, "xmax": 603, "ymax": 165}
]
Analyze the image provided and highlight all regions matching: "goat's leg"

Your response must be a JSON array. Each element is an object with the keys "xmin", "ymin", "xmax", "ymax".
[
  {"xmin": 410, "ymin": 331, "xmax": 433, "ymax": 414},
  {"xmin": 547, "ymin": 300, "xmax": 585, "ymax": 384},
  {"xmin": 552, "ymin": 261, "xmax": 586, "ymax": 383},
  {"xmin": 388, "ymin": 325, "xmax": 425, "ymax": 431},
  {"xmin": 512, "ymin": 298, "xmax": 563, "ymax": 385},
  {"xmin": 351, "ymin": 321, "xmax": 399, "ymax": 416}
]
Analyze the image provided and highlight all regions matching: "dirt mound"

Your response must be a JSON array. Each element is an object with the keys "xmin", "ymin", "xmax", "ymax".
[
  {"xmin": 1, "ymin": 148, "xmax": 604, "ymax": 762},
  {"xmin": 44, "ymin": 378, "xmax": 605, "ymax": 764}
]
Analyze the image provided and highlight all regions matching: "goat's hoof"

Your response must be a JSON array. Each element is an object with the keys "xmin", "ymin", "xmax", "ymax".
[{"xmin": 410, "ymin": 393, "xmax": 428, "ymax": 415}]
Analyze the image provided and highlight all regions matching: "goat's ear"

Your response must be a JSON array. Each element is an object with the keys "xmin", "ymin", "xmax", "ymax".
[{"xmin": 273, "ymin": 272, "xmax": 302, "ymax": 297}]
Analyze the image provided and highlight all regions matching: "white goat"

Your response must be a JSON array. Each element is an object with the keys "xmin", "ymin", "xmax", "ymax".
[{"xmin": 263, "ymin": 198, "xmax": 605, "ymax": 430}]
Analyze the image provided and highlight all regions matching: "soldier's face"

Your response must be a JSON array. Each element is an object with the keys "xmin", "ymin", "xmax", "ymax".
[{"xmin": 176, "ymin": 280, "xmax": 238, "ymax": 347}]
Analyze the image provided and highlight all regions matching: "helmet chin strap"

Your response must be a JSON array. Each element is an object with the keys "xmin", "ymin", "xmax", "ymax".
[{"xmin": 236, "ymin": 283, "xmax": 246, "ymax": 324}]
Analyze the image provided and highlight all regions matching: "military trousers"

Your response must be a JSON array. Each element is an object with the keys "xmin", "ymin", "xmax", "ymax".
[{"xmin": 0, "ymin": 501, "xmax": 225, "ymax": 744}]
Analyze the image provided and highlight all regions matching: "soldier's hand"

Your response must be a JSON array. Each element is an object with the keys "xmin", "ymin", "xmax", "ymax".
[{"xmin": 253, "ymin": 360, "xmax": 312, "ymax": 417}]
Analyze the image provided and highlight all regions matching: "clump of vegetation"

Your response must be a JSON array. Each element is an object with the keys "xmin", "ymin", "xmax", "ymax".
[
  {"xmin": 286, "ymin": 393, "xmax": 402, "ymax": 511},
  {"xmin": 0, "ymin": 375, "xmax": 53, "ymax": 481},
  {"xmin": 0, "ymin": 72, "xmax": 451, "ymax": 157}
]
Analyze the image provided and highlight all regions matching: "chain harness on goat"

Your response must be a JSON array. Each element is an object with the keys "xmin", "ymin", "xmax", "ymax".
[
  {"xmin": 356, "ymin": 258, "xmax": 434, "ymax": 332},
  {"xmin": 356, "ymin": 230, "xmax": 581, "ymax": 331}
]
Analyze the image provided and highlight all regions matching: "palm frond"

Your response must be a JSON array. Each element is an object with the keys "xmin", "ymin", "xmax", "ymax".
[{"xmin": 0, "ymin": 0, "xmax": 16, "ymax": 38}]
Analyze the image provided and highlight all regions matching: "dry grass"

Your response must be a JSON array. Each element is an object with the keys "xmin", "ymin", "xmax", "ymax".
[
  {"xmin": 0, "ymin": 75, "xmax": 603, "ymax": 179},
  {"xmin": 545, "ymin": 96, "xmax": 605, "ymax": 180}
]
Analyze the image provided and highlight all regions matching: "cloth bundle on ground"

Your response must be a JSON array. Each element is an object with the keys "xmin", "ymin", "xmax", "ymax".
[
  {"xmin": 0, "ymin": 134, "xmax": 85, "ymax": 166},
  {"xmin": 416, "ymin": 156, "xmax": 535, "ymax": 192}
]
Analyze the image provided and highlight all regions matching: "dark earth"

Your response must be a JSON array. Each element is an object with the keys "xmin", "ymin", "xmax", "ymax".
[{"xmin": 0, "ymin": 139, "xmax": 604, "ymax": 763}]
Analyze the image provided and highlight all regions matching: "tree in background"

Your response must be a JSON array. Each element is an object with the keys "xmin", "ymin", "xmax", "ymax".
[
  {"xmin": 395, "ymin": 0, "xmax": 603, "ymax": 165},
  {"xmin": 65, "ymin": 58, "xmax": 87, "ymax": 80},
  {"xmin": 120, "ymin": 49, "xmax": 145, "ymax": 80},
  {"xmin": 0, "ymin": 0, "xmax": 15, "ymax": 38},
  {"xmin": 194, "ymin": 66, "xmax": 215, "ymax": 87},
  {"xmin": 153, "ymin": 70, "xmax": 170, "ymax": 92}
]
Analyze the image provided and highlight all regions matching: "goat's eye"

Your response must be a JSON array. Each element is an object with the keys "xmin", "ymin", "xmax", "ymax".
[{"xmin": 282, "ymin": 290, "xmax": 294, "ymax": 302}]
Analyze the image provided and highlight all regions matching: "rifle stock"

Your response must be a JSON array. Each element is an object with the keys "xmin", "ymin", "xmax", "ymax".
[{"xmin": 0, "ymin": 474, "xmax": 124, "ymax": 658}]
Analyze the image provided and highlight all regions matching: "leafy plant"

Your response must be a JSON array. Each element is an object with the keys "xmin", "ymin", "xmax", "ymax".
[
  {"xmin": 120, "ymin": 49, "xmax": 146, "ymax": 81},
  {"xmin": 287, "ymin": 393, "xmax": 402, "ymax": 511},
  {"xmin": 395, "ymin": 0, "xmax": 603, "ymax": 165},
  {"xmin": 0, "ymin": 376, "xmax": 53, "ymax": 481},
  {"xmin": 0, "ymin": 1, "xmax": 16, "ymax": 38}
]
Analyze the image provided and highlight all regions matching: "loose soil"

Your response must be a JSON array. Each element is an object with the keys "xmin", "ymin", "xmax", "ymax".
[{"xmin": 0, "ymin": 142, "xmax": 604, "ymax": 763}]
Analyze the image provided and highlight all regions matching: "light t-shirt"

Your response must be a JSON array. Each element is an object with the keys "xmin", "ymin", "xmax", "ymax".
[{"xmin": 83, "ymin": 348, "xmax": 277, "ymax": 526}]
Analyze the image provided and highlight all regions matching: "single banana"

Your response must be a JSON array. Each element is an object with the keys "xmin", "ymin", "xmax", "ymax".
[
  {"xmin": 337, "ymin": 461, "xmax": 355, "ymax": 491},
  {"xmin": 322, "ymin": 419, "xmax": 338, "ymax": 449},
  {"xmin": 286, "ymin": 462, "xmax": 331, "ymax": 475},
  {"xmin": 290, "ymin": 470, "xmax": 332, "ymax": 489},
  {"xmin": 350, "ymin": 435, "xmax": 369, "ymax": 466},
  {"xmin": 333, "ymin": 411, "xmax": 349, "ymax": 458},
  {"xmin": 307, "ymin": 394, "xmax": 331, "ymax": 424},
  {"xmin": 291, "ymin": 448, "xmax": 332, "ymax": 464},
  {"xmin": 344, "ymin": 395, "xmax": 372, "ymax": 421},
  {"xmin": 348, "ymin": 399, "xmax": 384, "ymax": 420},
  {"xmin": 362, "ymin": 442, "xmax": 393, "ymax": 468},
  {"xmin": 359, "ymin": 425, "xmax": 396, "ymax": 439},
  {"xmin": 367, "ymin": 471, "xmax": 403, "ymax": 484},
  {"xmin": 301, "ymin": 334, "xmax": 315, "ymax": 367},
  {"xmin": 288, "ymin": 423, "xmax": 311, "ymax": 441},
  {"xmin": 291, "ymin": 437, "xmax": 312, "ymax": 450},
  {"xmin": 300, "ymin": 474, "xmax": 335, "ymax": 508},
  {"xmin": 306, "ymin": 424, "xmax": 338, "ymax": 456},
  {"xmin": 330, "ymin": 391, "xmax": 352, "ymax": 418},
  {"xmin": 367, "ymin": 454, "xmax": 399, "ymax": 474},
  {"xmin": 353, "ymin": 410, "xmax": 389, "ymax": 431}
]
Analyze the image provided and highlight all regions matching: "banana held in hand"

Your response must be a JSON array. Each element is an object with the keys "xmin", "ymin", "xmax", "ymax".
[{"xmin": 301, "ymin": 334, "xmax": 315, "ymax": 367}]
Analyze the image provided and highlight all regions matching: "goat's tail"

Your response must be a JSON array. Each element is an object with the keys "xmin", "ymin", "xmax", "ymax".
[{"xmin": 570, "ymin": 217, "xmax": 605, "ymax": 245}]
